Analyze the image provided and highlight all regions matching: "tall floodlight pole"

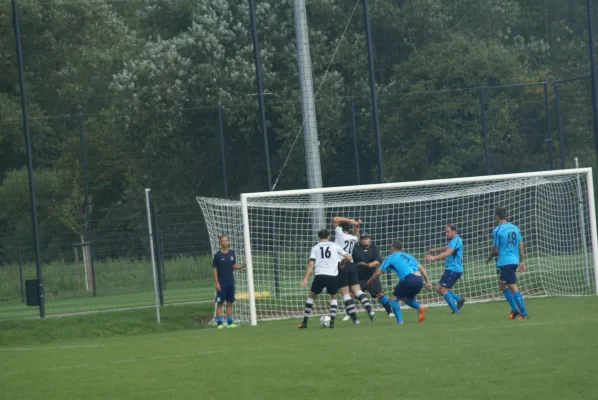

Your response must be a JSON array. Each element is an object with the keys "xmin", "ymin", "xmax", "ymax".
[
  {"xmin": 12, "ymin": 0, "xmax": 45, "ymax": 317},
  {"xmin": 293, "ymin": 0, "xmax": 325, "ymax": 229},
  {"xmin": 586, "ymin": 0, "xmax": 598, "ymax": 167}
]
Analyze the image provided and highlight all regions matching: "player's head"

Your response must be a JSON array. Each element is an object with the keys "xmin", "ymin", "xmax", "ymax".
[
  {"xmin": 340, "ymin": 222, "xmax": 352, "ymax": 233},
  {"xmin": 218, "ymin": 234, "xmax": 230, "ymax": 250},
  {"xmin": 318, "ymin": 229, "xmax": 330, "ymax": 241},
  {"xmin": 445, "ymin": 224, "xmax": 457, "ymax": 239},
  {"xmin": 359, "ymin": 232, "xmax": 371, "ymax": 247},
  {"xmin": 495, "ymin": 207, "xmax": 508, "ymax": 222},
  {"xmin": 390, "ymin": 238, "xmax": 403, "ymax": 253}
]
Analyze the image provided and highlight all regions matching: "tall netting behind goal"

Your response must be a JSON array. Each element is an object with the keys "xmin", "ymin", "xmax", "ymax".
[{"xmin": 198, "ymin": 169, "xmax": 598, "ymax": 325}]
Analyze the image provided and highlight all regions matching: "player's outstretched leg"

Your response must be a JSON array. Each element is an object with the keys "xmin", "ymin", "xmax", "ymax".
[
  {"xmin": 451, "ymin": 292, "xmax": 465, "ymax": 309},
  {"xmin": 389, "ymin": 298, "xmax": 403, "ymax": 324},
  {"xmin": 298, "ymin": 297, "xmax": 314, "ymax": 328},
  {"xmin": 436, "ymin": 279, "xmax": 459, "ymax": 314},
  {"xmin": 378, "ymin": 294, "xmax": 394, "ymax": 317},
  {"xmin": 512, "ymin": 289, "xmax": 528, "ymax": 319},
  {"xmin": 405, "ymin": 298, "xmax": 425, "ymax": 323},
  {"xmin": 443, "ymin": 293, "xmax": 459, "ymax": 313},
  {"xmin": 342, "ymin": 291, "xmax": 356, "ymax": 321},
  {"xmin": 502, "ymin": 288, "xmax": 519, "ymax": 319},
  {"xmin": 342, "ymin": 294, "xmax": 359, "ymax": 324},
  {"xmin": 216, "ymin": 302, "xmax": 225, "ymax": 329},
  {"xmin": 226, "ymin": 302, "xmax": 237, "ymax": 328},
  {"xmin": 342, "ymin": 305, "xmax": 352, "ymax": 321},
  {"xmin": 354, "ymin": 289, "xmax": 375, "ymax": 321},
  {"xmin": 329, "ymin": 298, "xmax": 338, "ymax": 328}
]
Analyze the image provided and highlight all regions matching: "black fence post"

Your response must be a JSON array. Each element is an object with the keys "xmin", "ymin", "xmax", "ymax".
[
  {"xmin": 78, "ymin": 106, "xmax": 97, "ymax": 296},
  {"xmin": 158, "ymin": 227, "xmax": 166, "ymax": 290},
  {"xmin": 12, "ymin": 0, "xmax": 44, "ymax": 317},
  {"xmin": 554, "ymin": 81, "xmax": 566, "ymax": 169},
  {"xmin": 586, "ymin": 0, "xmax": 598, "ymax": 168},
  {"xmin": 152, "ymin": 204, "xmax": 165, "ymax": 306},
  {"xmin": 363, "ymin": 0, "xmax": 383, "ymax": 183},
  {"xmin": 478, "ymin": 87, "xmax": 490, "ymax": 175},
  {"xmin": 248, "ymin": 0, "xmax": 272, "ymax": 190},
  {"xmin": 350, "ymin": 96, "xmax": 361, "ymax": 185},
  {"xmin": 216, "ymin": 104, "xmax": 229, "ymax": 198},
  {"xmin": 18, "ymin": 242, "xmax": 25, "ymax": 304},
  {"xmin": 543, "ymin": 82, "xmax": 554, "ymax": 170}
]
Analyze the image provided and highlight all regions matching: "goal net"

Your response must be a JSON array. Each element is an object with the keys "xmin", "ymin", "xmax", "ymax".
[{"xmin": 197, "ymin": 168, "xmax": 598, "ymax": 326}]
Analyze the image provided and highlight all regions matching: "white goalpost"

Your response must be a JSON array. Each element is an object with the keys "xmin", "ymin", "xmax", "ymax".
[{"xmin": 198, "ymin": 168, "xmax": 598, "ymax": 326}]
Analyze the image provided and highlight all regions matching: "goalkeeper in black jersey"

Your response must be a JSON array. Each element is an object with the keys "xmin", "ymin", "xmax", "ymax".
[{"xmin": 347, "ymin": 232, "xmax": 394, "ymax": 319}]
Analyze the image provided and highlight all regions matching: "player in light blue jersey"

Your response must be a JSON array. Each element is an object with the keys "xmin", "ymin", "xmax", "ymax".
[
  {"xmin": 425, "ymin": 224, "xmax": 465, "ymax": 313},
  {"xmin": 486, "ymin": 207, "xmax": 528, "ymax": 320},
  {"xmin": 367, "ymin": 239, "xmax": 432, "ymax": 324}
]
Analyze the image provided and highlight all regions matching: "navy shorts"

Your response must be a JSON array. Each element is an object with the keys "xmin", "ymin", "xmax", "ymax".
[
  {"xmin": 393, "ymin": 274, "xmax": 423, "ymax": 299},
  {"xmin": 215, "ymin": 284, "xmax": 235, "ymax": 303},
  {"xmin": 497, "ymin": 265, "xmax": 518, "ymax": 285},
  {"xmin": 438, "ymin": 270, "xmax": 462, "ymax": 289}
]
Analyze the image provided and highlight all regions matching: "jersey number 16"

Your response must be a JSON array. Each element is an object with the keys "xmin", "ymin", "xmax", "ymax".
[{"xmin": 320, "ymin": 246, "xmax": 331, "ymax": 258}]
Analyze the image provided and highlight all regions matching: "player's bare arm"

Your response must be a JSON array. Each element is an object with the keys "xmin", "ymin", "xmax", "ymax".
[
  {"xmin": 213, "ymin": 268, "xmax": 221, "ymax": 291},
  {"xmin": 418, "ymin": 264, "xmax": 432, "ymax": 290},
  {"xmin": 428, "ymin": 246, "xmax": 447, "ymax": 253},
  {"xmin": 332, "ymin": 216, "xmax": 361, "ymax": 229},
  {"xmin": 518, "ymin": 241, "xmax": 525, "ymax": 272},
  {"xmin": 357, "ymin": 260, "xmax": 380, "ymax": 268},
  {"xmin": 367, "ymin": 269, "xmax": 382, "ymax": 285},
  {"xmin": 425, "ymin": 247, "xmax": 454, "ymax": 261},
  {"xmin": 301, "ymin": 260, "xmax": 315, "ymax": 287},
  {"xmin": 486, "ymin": 247, "xmax": 498, "ymax": 264},
  {"xmin": 232, "ymin": 260, "xmax": 246, "ymax": 269}
]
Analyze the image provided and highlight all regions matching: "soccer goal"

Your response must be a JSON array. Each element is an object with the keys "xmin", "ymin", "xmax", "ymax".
[{"xmin": 197, "ymin": 168, "xmax": 598, "ymax": 326}]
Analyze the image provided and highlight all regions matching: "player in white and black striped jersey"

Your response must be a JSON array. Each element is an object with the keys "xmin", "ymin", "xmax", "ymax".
[
  {"xmin": 298, "ymin": 229, "xmax": 353, "ymax": 329},
  {"xmin": 332, "ymin": 216, "xmax": 375, "ymax": 324}
]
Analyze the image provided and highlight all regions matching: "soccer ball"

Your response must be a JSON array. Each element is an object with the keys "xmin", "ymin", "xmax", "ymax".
[{"xmin": 320, "ymin": 315, "xmax": 331, "ymax": 328}]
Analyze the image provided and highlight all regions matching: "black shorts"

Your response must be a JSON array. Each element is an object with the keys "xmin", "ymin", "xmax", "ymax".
[
  {"xmin": 358, "ymin": 278, "xmax": 383, "ymax": 296},
  {"xmin": 311, "ymin": 275, "xmax": 339, "ymax": 295},
  {"xmin": 338, "ymin": 262, "xmax": 359, "ymax": 288}
]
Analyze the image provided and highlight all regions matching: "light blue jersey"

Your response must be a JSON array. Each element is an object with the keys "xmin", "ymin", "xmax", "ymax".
[
  {"xmin": 445, "ymin": 235, "xmax": 463, "ymax": 273},
  {"xmin": 379, "ymin": 251, "xmax": 419, "ymax": 281},
  {"xmin": 493, "ymin": 222, "xmax": 522, "ymax": 267}
]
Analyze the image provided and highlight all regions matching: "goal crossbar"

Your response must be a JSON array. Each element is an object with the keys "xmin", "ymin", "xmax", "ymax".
[{"xmin": 242, "ymin": 168, "xmax": 593, "ymax": 199}]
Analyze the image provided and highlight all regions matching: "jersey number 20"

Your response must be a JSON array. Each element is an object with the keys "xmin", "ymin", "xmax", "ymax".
[{"xmin": 343, "ymin": 241, "xmax": 354, "ymax": 253}]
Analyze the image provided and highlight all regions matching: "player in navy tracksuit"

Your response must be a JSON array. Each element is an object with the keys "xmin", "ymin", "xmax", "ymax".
[{"xmin": 213, "ymin": 234, "xmax": 245, "ymax": 329}]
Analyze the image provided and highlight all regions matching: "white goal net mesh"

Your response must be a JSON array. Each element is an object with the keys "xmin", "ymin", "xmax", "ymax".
[{"xmin": 197, "ymin": 171, "xmax": 596, "ymax": 324}]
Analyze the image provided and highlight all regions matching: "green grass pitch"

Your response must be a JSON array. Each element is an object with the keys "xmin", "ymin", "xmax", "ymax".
[{"xmin": 2, "ymin": 296, "xmax": 598, "ymax": 400}]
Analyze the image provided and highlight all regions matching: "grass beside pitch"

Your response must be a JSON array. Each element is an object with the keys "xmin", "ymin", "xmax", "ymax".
[{"xmin": 1, "ymin": 297, "xmax": 597, "ymax": 400}]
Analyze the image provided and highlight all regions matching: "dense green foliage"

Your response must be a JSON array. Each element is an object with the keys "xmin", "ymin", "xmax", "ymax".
[{"xmin": 0, "ymin": 0, "xmax": 597, "ymax": 262}]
